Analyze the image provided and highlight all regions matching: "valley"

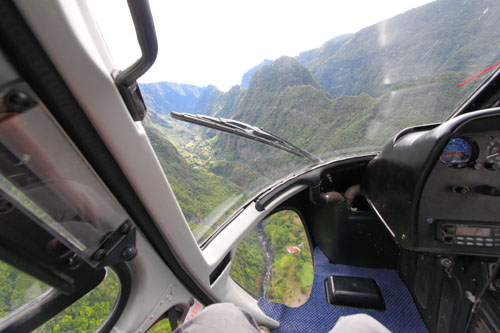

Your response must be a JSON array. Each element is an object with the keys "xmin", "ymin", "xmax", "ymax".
[{"xmin": 137, "ymin": 0, "xmax": 500, "ymax": 307}]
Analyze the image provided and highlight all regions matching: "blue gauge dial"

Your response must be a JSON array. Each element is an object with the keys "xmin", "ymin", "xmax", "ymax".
[{"xmin": 440, "ymin": 138, "xmax": 473, "ymax": 165}]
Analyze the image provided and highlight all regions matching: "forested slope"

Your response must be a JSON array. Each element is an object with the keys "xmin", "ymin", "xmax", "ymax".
[
  {"xmin": 138, "ymin": 0, "xmax": 500, "ymax": 250},
  {"xmin": 0, "ymin": 261, "xmax": 119, "ymax": 332},
  {"xmin": 300, "ymin": 0, "xmax": 500, "ymax": 98}
]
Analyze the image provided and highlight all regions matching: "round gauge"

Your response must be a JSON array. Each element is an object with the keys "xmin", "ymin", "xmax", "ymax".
[
  {"xmin": 440, "ymin": 138, "xmax": 473, "ymax": 165},
  {"xmin": 485, "ymin": 137, "xmax": 500, "ymax": 170}
]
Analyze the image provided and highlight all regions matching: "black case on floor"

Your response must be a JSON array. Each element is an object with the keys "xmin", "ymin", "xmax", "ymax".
[{"xmin": 324, "ymin": 275, "xmax": 386, "ymax": 311}]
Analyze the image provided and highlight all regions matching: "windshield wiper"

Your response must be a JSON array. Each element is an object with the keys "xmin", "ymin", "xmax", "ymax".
[{"xmin": 170, "ymin": 112, "xmax": 321, "ymax": 163}]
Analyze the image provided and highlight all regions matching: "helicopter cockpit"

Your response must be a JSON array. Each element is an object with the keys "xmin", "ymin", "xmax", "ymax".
[{"xmin": 0, "ymin": 0, "xmax": 499, "ymax": 332}]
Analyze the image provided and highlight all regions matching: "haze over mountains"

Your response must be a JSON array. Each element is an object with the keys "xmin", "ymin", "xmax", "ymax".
[
  {"xmin": 139, "ymin": 0, "xmax": 500, "ymax": 228},
  {"xmin": 141, "ymin": 0, "xmax": 498, "ymax": 120},
  {"xmin": 140, "ymin": 81, "xmax": 215, "ymax": 115}
]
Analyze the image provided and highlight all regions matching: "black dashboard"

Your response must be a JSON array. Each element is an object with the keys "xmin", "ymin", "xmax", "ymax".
[{"xmin": 362, "ymin": 108, "xmax": 500, "ymax": 256}]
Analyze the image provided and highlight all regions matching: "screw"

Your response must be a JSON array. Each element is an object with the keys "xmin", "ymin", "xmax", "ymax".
[
  {"xmin": 440, "ymin": 258, "xmax": 452, "ymax": 268},
  {"xmin": 494, "ymin": 279, "xmax": 500, "ymax": 290},
  {"xmin": 93, "ymin": 249, "xmax": 106, "ymax": 262},
  {"xmin": 122, "ymin": 246, "xmax": 137, "ymax": 260},
  {"xmin": 0, "ymin": 199, "xmax": 13, "ymax": 214},
  {"xmin": 5, "ymin": 90, "xmax": 35, "ymax": 113},
  {"xmin": 119, "ymin": 222, "xmax": 132, "ymax": 234},
  {"xmin": 66, "ymin": 253, "xmax": 77, "ymax": 266}
]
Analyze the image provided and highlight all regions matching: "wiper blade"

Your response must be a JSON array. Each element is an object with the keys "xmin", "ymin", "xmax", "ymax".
[{"xmin": 170, "ymin": 112, "xmax": 321, "ymax": 163}]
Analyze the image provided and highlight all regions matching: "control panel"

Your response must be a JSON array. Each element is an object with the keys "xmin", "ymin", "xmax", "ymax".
[
  {"xmin": 437, "ymin": 221, "xmax": 500, "ymax": 248},
  {"xmin": 417, "ymin": 119, "xmax": 500, "ymax": 255}
]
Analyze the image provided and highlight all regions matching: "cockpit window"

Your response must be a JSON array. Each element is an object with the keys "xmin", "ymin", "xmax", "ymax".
[
  {"xmin": 0, "ymin": 260, "xmax": 51, "ymax": 319},
  {"xmin": 0, "ymin": 260, "xmax": 120, "ymax": 332},
  {"xmin": 132, "ymin": 0, "xmax": 500, "ymax": 245},
  {"xmin": 36, "ymin": 269, "xmax": 120, "ymax": 332},
  {"xmin": 145, "ymin": 125, "xmax": 310, "ymax": 243},
  {"xmin": 84, "ymin": 0, "xmax": 141, "ymax": 70},
  {"xmin": 0, "ymin": 47, "xmax": 129, "ymax": 332},
  {"xmin": 0, "ymin": 99, "xmax": 132, "ymax": 264}
]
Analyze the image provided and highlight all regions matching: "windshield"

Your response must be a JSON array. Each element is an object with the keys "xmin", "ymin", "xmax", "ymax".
[{"xmin": 102, "ymin": 0, "xmax": 500, "ymax": 244}]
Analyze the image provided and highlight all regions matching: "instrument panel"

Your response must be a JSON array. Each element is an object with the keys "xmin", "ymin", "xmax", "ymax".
[
  {"xmin": 440, "ymin": 137, "xmax": 474, "ymax": 166},
  {"xmin": 440, "ymin": 136, "xmax": 500, "ymax": 171},
  {"xmin": 437, "ymin": 221, "xmax": 500, "ymax": 248},
  {"xmin": 362, "ymin": 108, "xmax": 500, "ymax": 256},
  {"xmin": 485, "ymin": 137, "xmax": 500, "ymax": 170},
  {"xmin": 420, "ymin": 119, "xmax": 500, "ymax": 255}
]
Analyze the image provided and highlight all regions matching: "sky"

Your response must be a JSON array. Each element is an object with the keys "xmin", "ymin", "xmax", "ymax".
[{"xmin": 89, "ymin": 0, "xmax": 435, "ymax": 91}]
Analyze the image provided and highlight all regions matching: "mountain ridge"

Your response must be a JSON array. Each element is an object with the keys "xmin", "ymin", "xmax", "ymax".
[
  {"xmin": 302, "ymin": 0, "xmax": 499, "ymax": 97},
  {"xmin": 141, "ymin": 0, "xmax": 500, "ymax": 118},
  {"xmin": 140, "ymin": 81, "xmax": 215, "ymax": 115},
  {"xmin": 137, "ymin": 0, "xmax": 500, "ymax": 242},
  {"xmin": 241, "ymin": 59, "xmax": 273, "ymax": 88}
]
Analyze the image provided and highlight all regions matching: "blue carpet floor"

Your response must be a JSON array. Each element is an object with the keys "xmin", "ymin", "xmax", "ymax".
[{"xmin": 258, "ymin": 248, "xmax": 427, "ymax": 333}]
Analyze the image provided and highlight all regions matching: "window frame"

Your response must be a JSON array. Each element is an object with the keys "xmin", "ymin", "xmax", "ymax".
[{"xmin": 0, "ymin": 190, "xmax": 131, "ymax": 332}]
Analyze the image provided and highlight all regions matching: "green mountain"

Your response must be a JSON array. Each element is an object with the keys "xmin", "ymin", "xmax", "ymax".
[
  {"xmin": 199, "ymin": 0, "xmax": 499, "ymax": 157},
  {"xmin": 203, "ymin": 60, "xmax": 476, "ymax": 169},
  {"xmin": 203, "ymin": 85, "xmax": 243, "ymax": 119},
  {"xmin": 300, "ymin": 0, "xmax": 500, "ymax": 98},
  {"xmin": 138, "ymin": 0, "xmax": 500, "ymax": 316},
  {"xmin": 240, "ymin": 59, "xmax": 273, "ymax": 88},
  {"xmin": 204, "ymin": 56, "xmax": 379, "ymax": 158},
  {"xmin": 230, "ymin": 56, "xmax": 326, "ymax": 122},
  {"xmin": 144, "ymin": 124, "xmax": 238, "ymax": 225},
  {"xmin": 138, "ymin": 0, "xmax": 500, "ymax": 236},
  {"xmin": 296, "ymin": 34, "xmax": 352, "ymax": 70},
  {"xmin": 140, "ymin": 82, "xmax": 215, "ymax": 115}
]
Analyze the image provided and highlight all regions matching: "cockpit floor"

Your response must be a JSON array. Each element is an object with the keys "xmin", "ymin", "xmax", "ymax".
[{"xmin": 258, "ymin": 247, "xmax": 427, "ymax": 333}]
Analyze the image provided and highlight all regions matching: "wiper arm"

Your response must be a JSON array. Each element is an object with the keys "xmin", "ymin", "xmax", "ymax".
[{"xmin": 170, "ymin": 112, "xmax": 321, "ymax": 163}]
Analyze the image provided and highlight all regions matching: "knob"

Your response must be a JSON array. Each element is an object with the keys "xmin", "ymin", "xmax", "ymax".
[
  {"xmin": 485, "ymin": 162, "xmax": 499, "ymax": 170},
  {"xmin": 452, "ymin": 185, "xmax": 469, "ymax": 194},
  {"xmin": 482, "ymin": 185, "xmax": 500, "ymax": 197},
  {"xmin": 443, "ymin": 225, "xmax": 456, "ymax": 234}
]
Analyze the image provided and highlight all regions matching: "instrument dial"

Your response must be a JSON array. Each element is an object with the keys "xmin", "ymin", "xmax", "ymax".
[
  {"xmin": 485, "ymin": 137, "xmax": 500, "ymax": 170},
  {"xmin": 440, "ymin": 138, "xmax": 473, "ymax": 165}
]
